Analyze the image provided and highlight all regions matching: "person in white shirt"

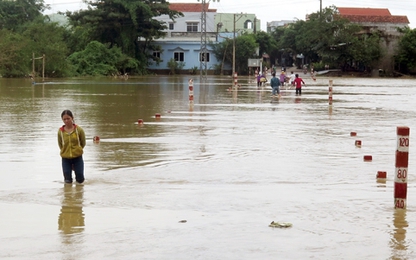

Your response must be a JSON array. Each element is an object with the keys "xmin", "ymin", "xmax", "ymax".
[{"xmin": 289, "ymin": 71, "xmax": 296, "ymax": 88}]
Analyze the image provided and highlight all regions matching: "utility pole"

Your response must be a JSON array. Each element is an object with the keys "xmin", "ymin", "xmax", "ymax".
[
  {"xmin": 32, "ymin": 53, "xmax": 35, "ymax": 79},
  {"xmin": 233, "ymin": 13, "xmax": 236, "ymax": 77},
  {"xmin": 320, "ymin": 0, "xmax": 322, "ymax": 18},
  {"xmin": 198, "ymin": 0, "xmax": 220, "ymax": 81},
  {"xmin": 232, "ymin": 13, "xmax": 246, "ymax": 76},
  {"xmin": 200, "ymin": 0, "xmax": 207, "ymax": 80},
  {"xmin": 42, "ymin": 54, "xmax": 45, "ymax": 81}
]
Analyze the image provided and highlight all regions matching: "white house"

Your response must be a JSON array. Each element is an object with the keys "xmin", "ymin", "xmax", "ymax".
[
  {"xmin": 146, "ymin": 3, "xmax": 219, "ymax": 74},
  {"xmin": 146, "ymin": 3, "xmax": 260, "ymax": 74}
]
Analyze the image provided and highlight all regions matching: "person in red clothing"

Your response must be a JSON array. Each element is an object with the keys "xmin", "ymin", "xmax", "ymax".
[{"xmin": 294, "ymin": 73, "xmax": 306, "ymax": 95}]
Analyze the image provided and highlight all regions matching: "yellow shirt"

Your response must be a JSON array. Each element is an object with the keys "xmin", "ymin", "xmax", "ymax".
[{"xmin": 58, "ymin": 124, "xmax": 86, "ymax": 159}]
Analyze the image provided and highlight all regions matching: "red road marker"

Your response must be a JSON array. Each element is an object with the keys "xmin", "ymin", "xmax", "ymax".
[
  {"xmin": 377, "ymin": 171, "xmax": 387, "ymax": 179},
  {"xmin": 363, "ymin": 155, "xmax": 372, "ymax": 161}
]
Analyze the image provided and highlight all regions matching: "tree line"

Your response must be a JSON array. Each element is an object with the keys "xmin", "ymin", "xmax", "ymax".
[
  {"xmin": 213, "ymin": 6, "xmax": 416, "ymax": 76},
  {"xmin": 1, "ymin": 1, "xmax": 415, "ymax": 78},
  {"xmin": 0, "ymin": 0, "xmax": 181, "ymax": 77}
]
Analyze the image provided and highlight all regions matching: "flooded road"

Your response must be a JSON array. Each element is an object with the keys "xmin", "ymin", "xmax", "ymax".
[{"xmin": 1, "ymin": 75, "xmax": 416, "ymax": 259}]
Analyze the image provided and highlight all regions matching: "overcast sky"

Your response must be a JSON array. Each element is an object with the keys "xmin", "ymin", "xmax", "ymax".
[{"xmin": 44, "ymin": 0, "xmax": 416, "ymax": 31}]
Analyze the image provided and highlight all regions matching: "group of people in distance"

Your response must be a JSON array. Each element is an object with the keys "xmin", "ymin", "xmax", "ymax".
[
  {"xmin": 271, "ymin": 71, "xmax": 305, "ymax": 98},
  {"xmin": 257, "ymin": 68, "xmax": 306, "ymax": 98}
]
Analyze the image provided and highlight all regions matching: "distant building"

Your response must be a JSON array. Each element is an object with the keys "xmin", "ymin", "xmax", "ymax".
[
  {"xmin": 145, "ymin": 3, "xmax": 218, "ymax": 74},
  {"xmin": 337, "ymin": 7, "xmax": 409, "ymax": 72},
  {"xmin": 266, "ymin": 20, "xmax": 295, "ymax": 33},
  {"xmin": 215, "ymin": 13, "xmax": 260, "ymax": 34},
  {"xmin": 146, "ymin": 3, "xmax": 259, "ymax": 74}
]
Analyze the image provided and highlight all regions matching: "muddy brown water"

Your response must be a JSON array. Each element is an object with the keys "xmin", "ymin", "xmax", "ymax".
[{"xmin": 1, "ymin": 75, "xmax": 416, "ymax": 259}]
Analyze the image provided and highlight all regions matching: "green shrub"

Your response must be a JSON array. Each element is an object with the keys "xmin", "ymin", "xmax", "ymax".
[
  {"xmin": 167, "ymin": 58, "xmax": 185, "ymax": 74},
  {"xmin": 68, "ymin": 41, "xmax": 139, "ymax": 76}
]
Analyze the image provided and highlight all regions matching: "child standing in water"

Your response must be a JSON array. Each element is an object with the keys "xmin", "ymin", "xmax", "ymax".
[
  {"xmin": 279, "ymin": 71, "xmax": 286, "ymax": 88},
  {"xmin": 289, "ymin": 71, "xmax": 296, "ymax": 88},
  {"xmin": 294, "ymin": 74, "xmax": 306, "ymax": 95},
  {"xmin": 58, "ymin": 110, "xmax": 86, "ymax": 184}
]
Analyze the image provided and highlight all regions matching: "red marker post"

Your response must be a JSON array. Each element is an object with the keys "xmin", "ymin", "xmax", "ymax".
[
  {"xmin": 233, "ymin": 72, "xmax": 238, "ymax": 90},
  {"xmin": 188, "ymin": 79, "xmax": 194, "ymax": 104},
  {"xmin": 394, "ymin": 126, "xmax": 410, "ymax": 209},
  {"xmin": 329, "ymin": 80, "xmax": 333, "ymax": 105}
]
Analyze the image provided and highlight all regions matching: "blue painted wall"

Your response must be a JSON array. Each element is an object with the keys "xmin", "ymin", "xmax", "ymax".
[{"xmin": 147, "ymin": 40, "xmax": 222, "ymax": 71}]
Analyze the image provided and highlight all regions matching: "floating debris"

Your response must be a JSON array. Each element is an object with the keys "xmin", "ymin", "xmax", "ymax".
[
  {"xmin": 178, "ymin": 220, "xmax": 187, "ymax": 223},
  {"xmin": 269, "ymin": 221, "xmax": 292, "ymax": 228}
]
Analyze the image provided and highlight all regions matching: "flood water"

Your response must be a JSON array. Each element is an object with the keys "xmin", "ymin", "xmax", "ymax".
[{"xmin": 1, "ymin": 74, "xmax": 416, "ymax": 259}]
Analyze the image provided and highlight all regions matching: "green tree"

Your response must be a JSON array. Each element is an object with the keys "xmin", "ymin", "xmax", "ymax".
[
  {"xmin": 305, "ymin": 7, "xmax": 379, "ymax": 71},
  {"xmin": 68, "ymin": 40, "xmax": 139, "ymax": 76},
  {"xmin": 65, "ymin": 0, "xmax": 182, "ymax": 69},
  {"xmin": 235, "ymin": 34, "xmax": 258, "ymax": 74},
  {"xmin": 254, "ymin": 31, "xmax": 278, "ymax": 65},
  {"xmin": 272, "ymin": 25, "xmax": 299, "ymax": 67},
  {"xmin": 211, "ymin": 34, "xmax": 258, "ymax": 75},
  {"xmin": 62, "ymin": 24, "xmax": 94, "ymax": 54},
  {"xmin": 0, "ymin": 0, "xmax": 47, "ymax": 31},
  {"xmin": 337, "ymin": 32, "xmax": 381, "ymax": 71},
  {"xmin": 210, "ymin": 38, "xmax": 230, "ymax": 75},
  {"xmin": 0, "ymin": 29, "xmax": 31, "ymax": 77},
  {"xmin": 395, "ymin": 27, "xmax": 416, "ymax": 74},
  {"xmin": 21, "ymin": 19, "xmax": 72, "ymax": 77},
  {"xmin": 272, "ymin": 6, "xmax": 381, "ymax": 71}
]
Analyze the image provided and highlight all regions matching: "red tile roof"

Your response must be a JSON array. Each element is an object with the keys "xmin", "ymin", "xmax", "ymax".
[
  {"xmin": 169, "ymin": 3, "xmax": 216, "ymax": 12},
  {"xmin": 338, "ymin": 7, "xmax": 391, "ymax": 16},
  {"xmin": 338, "ymin": 7, "xmax": 409, "ymax": 24},
  {"xmin": 340, "ymin": 15, "xmax": 409, "ymax": 24}
]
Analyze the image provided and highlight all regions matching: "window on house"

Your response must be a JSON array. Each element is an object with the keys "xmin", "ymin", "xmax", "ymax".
[
  {"xmin": 169, "ymin": 22, "xmax": 174, "ymax": 30},
  {"xmin": 200, "ymin": 52, "xmax": 210, "ymax": 62},
  {"xmin": 174, "ymin": 52, "xmax": 184, "ymax": 62},
  {"xmin": 153, "ymin": 51, "xmax": 160, "ymax": 59},
  {"xmin": 244, "ymin": 20, "xmax": 253, "ymax": 29},
  {"xmin": 187, "ymin": 22, "xmax": 198, "ymax": 32}
]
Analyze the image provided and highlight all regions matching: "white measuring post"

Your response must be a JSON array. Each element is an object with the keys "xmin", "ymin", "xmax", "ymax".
[
  {"xmin": 394, "ymin": 126, "xmax": 410, "ymax": 209},
  {"xmin": 329, "ymin": 80, "xmax": 333, "ymax": 105}
]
